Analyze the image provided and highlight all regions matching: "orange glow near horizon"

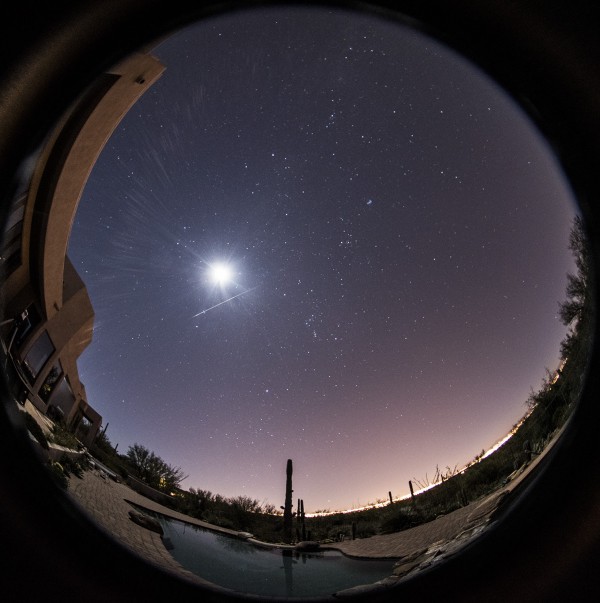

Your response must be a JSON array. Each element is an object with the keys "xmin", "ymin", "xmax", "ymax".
[{"xmin": 306, "ymin": 412, "xmax": 530, "ymax": 517}]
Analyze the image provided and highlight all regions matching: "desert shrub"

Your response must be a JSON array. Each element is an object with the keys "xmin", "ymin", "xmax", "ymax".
[
  {"xmin": 116, "ymin": 464, "xmax": 130, "ymax": 480},
  {"xmin": 227, "ymin": 495, "xmax": 263, "ymax": 530},
  {"xmin": 99, "ymin": 451, "xmax": 131, "ymax": 478},
  {"xmin": 380, "ymin": 509, "xmax": 419, "ymax": 534},
  {"xmin": 203, "ymin": 513, "xmax": 235, "ymax": 530},
  {"xmin": 244, "ymin": 514, "xmax": 285, "ymax": 543},
  {"xmin": 48, "ymin": 461, "xmax": 69, "ymax": 490},
  {"xmin": 24, "ymin": 413, "xmax": 49, "ymax": 449},
  {"xmin": 551, "ymin": 404, "xmax": 570, "ymax": 430},
  {"xmin": 327, "ymin": 526, "xmax": 351, "ymax": 541},
  {"xmin": 59, "ymin": 454, "xmax": 87, "ymax": 478},
  {"xmin": 354, "ymin": 521, "xmax": 378, "ymax": 539},
  {"xmin": 49, "ymin": 422, "xmax": 80, "ymax": 449}
]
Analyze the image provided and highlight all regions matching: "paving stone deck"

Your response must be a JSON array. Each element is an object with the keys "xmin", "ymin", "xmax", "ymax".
[{"xmin": 65, "ymin": 423, "xmax": 564, "ymax": 594}]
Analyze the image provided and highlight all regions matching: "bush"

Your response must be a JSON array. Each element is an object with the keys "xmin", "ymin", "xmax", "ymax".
[
  {"xmin": 354, "ymin": 521, "xmax": 379, "ymax": 539},
  {"xmin": 49, "ymin": 422, "xmax": 80, "ymax": 449},
  {"xmin": 203, "ymin": 513, "xmax": 235, "ymax": 530},
  {"xmin": 59, "ymin": 454, "xmax": 87, "ymax": 478},
  {"xmin": 116, "ymin": 465, "xmax": 130, "ymax": 480},
  {"xmin": 24, "ymin": 413, "xmax": 49, "ymax": 450},
  {"xmin": 380, "ymin": 509, "xmax": 419, "ymax": 534},
  {"xmin": 48, "ymin": 462, "xmax": 69, "ymax": 490},
  {"xmin": 327, "ymin": 526, "xmax": 350, "ymax": 541}
]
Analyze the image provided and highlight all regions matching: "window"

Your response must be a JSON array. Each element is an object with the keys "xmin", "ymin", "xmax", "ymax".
[
  {"xmin": 50, "ymin": 376, "xmax": 76, "ymax": 416},
  {"xmin": 14, "ymin": 304, "xmax": 41, "ymax": 350},
  {"xmin": 75, "ymin": 414, "xmax": 92, "ymax": 439},
  {"xmin": 23, "ymin": 331, "xmax": 54, "ymax": 381},
  {"xmin": 39, "ymin": 361, "xmax": 63, "ymax": 403}
]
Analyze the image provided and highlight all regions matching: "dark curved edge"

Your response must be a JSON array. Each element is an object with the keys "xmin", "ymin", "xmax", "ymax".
[{"xmin": 1, "ymin": 1, "xmax": 599, "ymax": 602}]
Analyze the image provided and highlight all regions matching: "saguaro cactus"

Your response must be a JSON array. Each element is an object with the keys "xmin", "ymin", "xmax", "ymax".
[
  {"xmin": 297, "ymin": 498, "xmax": 306, "ymax": 541},
  {"xmin": 283, "ymin": 459, "xmax": 293, "ymax": 542}
]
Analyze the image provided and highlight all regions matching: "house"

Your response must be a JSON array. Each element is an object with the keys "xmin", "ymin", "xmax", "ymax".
[{"xmin": 0, "ymin": 51, "xmax": 164, "ymax": 447}]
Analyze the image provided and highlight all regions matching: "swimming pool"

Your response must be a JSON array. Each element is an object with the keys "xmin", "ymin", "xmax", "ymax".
[{"xmin": 155, "ymin": 514, "xmax": 396, "ymax": 598}]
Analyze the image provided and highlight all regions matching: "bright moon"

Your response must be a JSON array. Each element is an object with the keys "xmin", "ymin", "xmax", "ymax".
[{"xmin": 209, "ymin": 262, "xmax": 234, "ymax": 286}]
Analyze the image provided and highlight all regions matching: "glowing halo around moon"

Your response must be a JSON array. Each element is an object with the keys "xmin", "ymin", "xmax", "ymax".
[
  {"xmin": 194, "ymin": 260, "xmax": 255, "ymax": 317},
  {"xmin": 208, "ymin": 261, "xmax": 234, "ymax": 286}
]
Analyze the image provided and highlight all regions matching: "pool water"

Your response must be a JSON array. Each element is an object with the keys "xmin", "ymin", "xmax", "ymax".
[{"xmin": 156, "ymin": 515, "xmax": 396, "ymax": 598}]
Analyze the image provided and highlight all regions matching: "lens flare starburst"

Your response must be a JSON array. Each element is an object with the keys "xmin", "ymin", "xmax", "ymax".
[{"xmin": 208, "ymin": 262, "xmax": 234, "ymax": 286}]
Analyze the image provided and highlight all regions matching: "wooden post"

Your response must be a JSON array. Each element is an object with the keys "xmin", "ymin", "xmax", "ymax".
[
  {"xmin": 351, "ymin": 521, "xmax": 356, "ymax": 540},
  {"xmin": 409, "ymin": 480, "xmax": 417, "ymax": 511},
  {"xmin": 388, "ymin": 491, "xmax": 393, "ymax": 505}
]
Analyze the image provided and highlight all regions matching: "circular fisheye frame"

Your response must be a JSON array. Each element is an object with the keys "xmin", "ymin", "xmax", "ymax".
[{"xmin": 1, "ymin": 2, "xmax": 599, "ymax": 603}]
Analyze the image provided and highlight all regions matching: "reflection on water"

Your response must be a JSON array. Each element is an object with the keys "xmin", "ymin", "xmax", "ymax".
[
  {"xmin": 156, "ymin": 514, "xmax": 395, "ymax": 598},
  {"xmin": 282, "ymin": 549, "xmax": 293, "ymax": 597},
  {"xmin": 214, "ymin": 530, "xmax": 258, "ymax": 555}
]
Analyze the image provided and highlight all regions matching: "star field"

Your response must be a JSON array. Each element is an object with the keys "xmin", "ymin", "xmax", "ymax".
[{"xmin": 68, "ymin": 7, "xmax": 577, "ymax": 511}]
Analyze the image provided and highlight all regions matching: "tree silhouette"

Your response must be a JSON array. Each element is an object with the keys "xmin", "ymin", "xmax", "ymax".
[
  {"xmin": 558, "ymin": 216, "xmax": 594, "ymax": 398},
  {"xmin": 559, "ymin": 216, "xmax": 593, "ymax": 328},
  {"xmin": 126, "ymin": 443, "xmax": 187, "ymax": 492}
]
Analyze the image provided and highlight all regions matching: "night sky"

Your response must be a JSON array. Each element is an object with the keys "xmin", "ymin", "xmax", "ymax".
[{"xmin": 68, "ymin": 6, "xmax": 577, "ymax": 512}]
